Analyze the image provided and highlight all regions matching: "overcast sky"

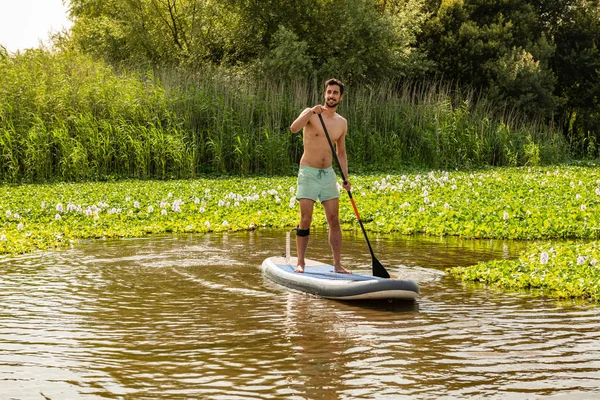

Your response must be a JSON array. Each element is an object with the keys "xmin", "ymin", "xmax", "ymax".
[{"xmin": 0, "ymin": 0, "xmax": 72, "ymax": 52}]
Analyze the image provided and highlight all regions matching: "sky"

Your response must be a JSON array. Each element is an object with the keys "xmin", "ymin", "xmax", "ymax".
[{"xmin": 0, "ymin": 0, "xmax": 73, "ymax": 52}]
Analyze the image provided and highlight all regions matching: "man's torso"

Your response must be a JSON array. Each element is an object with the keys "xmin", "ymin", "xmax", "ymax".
[{"xmin": 300, "ymin": 112, "xmax": 346, "ymax": 169}]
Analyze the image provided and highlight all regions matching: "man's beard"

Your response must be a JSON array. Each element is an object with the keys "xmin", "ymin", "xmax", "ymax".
[{"xmin": 326, "ymin": 98, "xmax": 339, "ymax": 108}]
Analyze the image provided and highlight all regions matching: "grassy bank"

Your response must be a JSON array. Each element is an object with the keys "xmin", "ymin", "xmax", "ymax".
[
  {"xmin": 0, "ymin": 49, "xmax": 568, "ymax": 182},
  {"xmin": 1, "ymin": 165, "xmax": 599, "ymax": 300}
]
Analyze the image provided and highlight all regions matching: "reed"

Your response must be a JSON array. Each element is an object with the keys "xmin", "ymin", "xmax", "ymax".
[{"xmin": 0, "ymin": 49, "xmax": 568, "ymax": 183}]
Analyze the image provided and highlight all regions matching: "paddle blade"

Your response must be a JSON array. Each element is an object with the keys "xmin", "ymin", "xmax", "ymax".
[{"xmin": 372, "ymin": 256, "xmax": 391, "ymax": 279}]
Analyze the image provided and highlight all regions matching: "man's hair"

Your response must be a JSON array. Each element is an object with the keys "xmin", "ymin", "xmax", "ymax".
[{"xmin": 324, "ymin": 78, "xmax": 345, "ymax": 95}]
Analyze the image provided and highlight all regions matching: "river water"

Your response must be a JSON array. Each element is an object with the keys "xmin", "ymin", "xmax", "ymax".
[{"xmin": 1, "ymin": 230, "xmax": 599, "ymax": 399}]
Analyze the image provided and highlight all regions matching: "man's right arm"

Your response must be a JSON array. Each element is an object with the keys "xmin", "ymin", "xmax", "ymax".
[{"xmin": 290, "ymin": 107, "xmax": 315, "ymax": 134}]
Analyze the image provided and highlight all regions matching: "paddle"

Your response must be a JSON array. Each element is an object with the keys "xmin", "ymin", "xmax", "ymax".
[{"xmin": 317, "ymin": 113, "xmax": 391, "ymax": 279}]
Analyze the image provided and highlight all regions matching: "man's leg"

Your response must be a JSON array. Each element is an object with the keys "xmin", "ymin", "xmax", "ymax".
[
  {"xmin": 322, "ymin": 198, "xmax": 351, "ymax": 274},
  {"xmin": 295, "ymin": 198, "xmax": 314, "ymax": 273}
]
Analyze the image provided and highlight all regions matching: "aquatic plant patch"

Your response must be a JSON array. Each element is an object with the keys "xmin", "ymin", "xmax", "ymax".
[
  {"xmin": 447, "ymin": 241, "xmax": 600, "ymax": 301},
  {"xmin": 2, "ymin": 165, "xmax": 600, "ymax": 257}
]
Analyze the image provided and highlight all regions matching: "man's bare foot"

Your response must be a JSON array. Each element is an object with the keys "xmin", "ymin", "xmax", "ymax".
[
  {"xmin": 334, "ymin": 266, "xmax": 352, "ymax": 274},
  {"xmin": 294, "ymin": 265, "xmax": 305, "ymax": 273}
]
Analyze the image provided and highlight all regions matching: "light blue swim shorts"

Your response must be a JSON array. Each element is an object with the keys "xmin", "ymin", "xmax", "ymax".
[{"xmin": 296, "ymin": 165, "xmax": 340, "ymax": 202}]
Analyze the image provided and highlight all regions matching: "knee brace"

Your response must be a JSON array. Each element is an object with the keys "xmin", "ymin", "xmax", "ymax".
[{"xmin": 295, "ymin": 227, "xmax": 310, "ymax": 237}]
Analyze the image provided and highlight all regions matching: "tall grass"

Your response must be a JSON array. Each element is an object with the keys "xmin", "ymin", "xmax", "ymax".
[{"xmin": 0, "ymin": 48, "xmax": 568, "ymax": 183}]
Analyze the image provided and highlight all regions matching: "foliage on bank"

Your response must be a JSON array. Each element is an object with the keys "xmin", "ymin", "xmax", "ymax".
[
  {"xmin": 62, "ymin": 0, "xmax": 600, "ymax": 151},
  {"xmin": 0, "ymin": 49, "xmax": 568, "ymax": 182}
]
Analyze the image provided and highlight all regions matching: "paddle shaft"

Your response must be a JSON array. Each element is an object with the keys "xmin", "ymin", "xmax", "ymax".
[{"xmin": 317, "ymin": 113, "xmax": 390, "ymax": 278}]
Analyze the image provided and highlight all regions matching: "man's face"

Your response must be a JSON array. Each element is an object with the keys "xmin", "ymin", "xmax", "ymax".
[{"xmin": 324, "ymin": 84, "xmax": 343, "ymax": 108}]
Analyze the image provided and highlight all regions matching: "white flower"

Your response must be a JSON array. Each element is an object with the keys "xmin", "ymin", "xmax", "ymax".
[
  {"xmin": 581, "ymin": 204, "xmax": 587, "ymax": 211},
  {"xmin": 16, "ymin": 223, "xmax": 24, "ymax": 230},
  {"xmin": 424, "ymin": 197, "xmax": 430, "ymax": 204},
  {"xmin": 596, "ymin": 188, "xmax": 600, "ymax": 196},
  {"xmin": 67, "ymin": 203, "xmax": 77, "ymax": 212},
  {"xmin": 161, "ymin": 209, "xmax": 167, "ymax": 216},
  {"xmin": 526, "ymin": 210, "xmax": 532, "ymax": 216},
  {"xmin": 503, "ymin": 211, "xmax": 509, "ymax": 220},
  {"xmin": 540, "ymin": 251, "xmax": 549, "ymax": 265},
  {"xmin": 289, "ymin": 197, "xmax": 296, "ymax": 209},
  {"xmin": 133, "ymin": 201, "xmax": 140, "ymax": 209},
  {"xmin": 55, "ymin": 214, "xmax": 62, "ymax": 221},
  {"xmin": 94, "ymin": 214, "xmax": 99, "ymax": 220},
  {"xmin": 41, "ymin": 201, "xmax": 46, "ymax": 209},
  {"xmin": 56, "ymin": 203, "xmax": 63, "ymax": 213},
  {"xmin": 194, "ymin": 197, "xmax": 200, "ymax": 204},
  {"xmin": 85, "ymin": 207, "xmax": 93, "ymax": 216},
  {"xmin": 444, "ymin": 203, "xmax": 450, "ymax": 209},
  {"xmin": 419, "ymin": 207, "xmax": 425, "ymax": 212},
  {"xmin": 148, "ymin": 205, "xmax": 154, "ymax": 213},
  {"xmin": 5, "ymin": 210, "xmax": 11, "ymax": 218},
  {"xmin": 275, "ymin": 196, "xmax": 281, "ymax": 204},
  {"xmin": 222, "ymin": 220, "xmax": 229, "ymax": 226},
  {"xmin": 577, "ymin": 256, "xmax": 586, "ymax": 265},
  {"xmin": 591, "ymin": 259, "xmax": 598, "ymax": 266},
  {"xmin": 290, "ymin": 186, "xmax": 295, "ymax": 194},
  {"xmin": 576, "ymin": 194, "xmax": 582, "ymax": 200},
  {"xmin": 126, "ymin": 196, "xmax": 131, "ymax": 202},
  {"xmin": 172, "ymin": 200, "xmax": 183, "ymax": 212},
  {"xmin": 199, "ymin": 207, "xmax": 205, "ymax": 213},
  {"xmin": 218, "ymin": 200, "xmax": 225, "ymax": 207},
  {"xmin": 204, "ymin": 221, "xmax": 211, "ymax": 228},
  {"xmin": 0, "ymin": 234, "xmax": 6, "ymax": 241},
  {"xmin": 234, "ymin": 201, "xmax": 240, "ymax": 207},
  {"xmin": 168, "ymin": 192, "xmax": 173, "ymax": 198}
]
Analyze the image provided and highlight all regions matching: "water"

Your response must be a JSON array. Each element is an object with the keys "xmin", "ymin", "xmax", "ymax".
[{"xmin": 1, "ymin": 230, "xmax": 599, "ymax": 399}]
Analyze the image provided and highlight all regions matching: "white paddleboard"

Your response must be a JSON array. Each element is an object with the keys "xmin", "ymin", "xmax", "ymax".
[{"xmin": 261, "ymin": 256, "xmax": 420, "ymax": 301}]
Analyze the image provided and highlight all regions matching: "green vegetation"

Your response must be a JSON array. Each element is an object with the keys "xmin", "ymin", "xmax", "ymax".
[
  {"xmin": 447, "ymin": 242, "xmax": 600, "ymax": 301},
  {"xmin": 63, "ymin": 0, "xmax": 600, "ymax": 153},
  {"xmin": 2, "ymin": 166, "xmax": 600, "ymax": 300},
  {"xmin": 0, "ymin": 49, "xmax": 567, "ymax": 182}
]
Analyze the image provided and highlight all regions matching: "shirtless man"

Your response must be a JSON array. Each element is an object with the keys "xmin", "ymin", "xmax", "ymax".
[{"xmin": 289, "ymin": 78, "xmax": 352, "ymax": 274}]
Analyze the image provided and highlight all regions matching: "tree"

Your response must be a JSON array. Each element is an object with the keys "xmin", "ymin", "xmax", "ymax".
[
  {"xmin": 419, "ymin": 0, "xmax": 560, "ymax": 117},
  {"xmin": 548, "ymin": 0, "xmax": 600, "ymax": 154},
  {"xmin": 66, "ymin": 0, "xmax": 431, "ymax": 83}
]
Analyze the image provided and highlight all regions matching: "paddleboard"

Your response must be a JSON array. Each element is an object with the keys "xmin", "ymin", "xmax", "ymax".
[{"xmin": 261, "ymin": 256, "xmax": 420, "ymax": 301}]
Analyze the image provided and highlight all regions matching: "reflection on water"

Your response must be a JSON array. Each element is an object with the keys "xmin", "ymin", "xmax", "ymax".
[{"xmin": 0, "ymin": 230, "xmax": 599, "ymax": 399}]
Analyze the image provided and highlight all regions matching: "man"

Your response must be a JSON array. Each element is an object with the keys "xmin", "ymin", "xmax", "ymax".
[{"xmin": 289, "ymin": 78, "xmax": 351, "ymax": 274}]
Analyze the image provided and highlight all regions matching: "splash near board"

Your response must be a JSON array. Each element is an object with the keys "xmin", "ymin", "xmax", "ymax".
[{"xmin": 261, "ymin": 256, "xmax": 420, "ymax": 301}]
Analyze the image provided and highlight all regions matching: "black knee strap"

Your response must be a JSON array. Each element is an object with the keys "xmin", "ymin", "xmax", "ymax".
[{"xmin": 295, "ymin": 227, "xmax": 310, "ymax": 237}]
